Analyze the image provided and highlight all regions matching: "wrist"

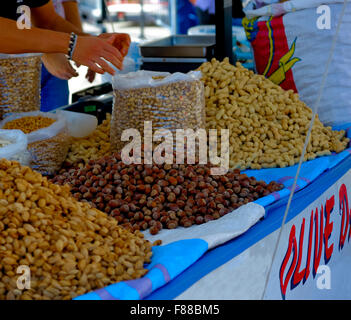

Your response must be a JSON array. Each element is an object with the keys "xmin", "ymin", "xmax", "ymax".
[
  {"xmin": 67, "ymin": 32, "xmax": 78, "ymax": 60},
  {"xmin": 50, "ymin": 31, "xmax": 71, "ymax": 54}
]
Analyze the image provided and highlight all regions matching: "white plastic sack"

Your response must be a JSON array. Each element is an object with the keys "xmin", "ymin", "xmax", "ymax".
[
  {"xmin": 0, "ymin": 129, "xmax": 30, "ymax": 166},
  {"xmin": 0, "ymin": 111, "xmax": 71, "ymax": 175},
  {"xmin": 112, "ymin": 70, "xmax": 202, "ymax": 90},
  {"xmin": 110, "ymin": 70, "xmax": 205, "ymax": 153},
  {"xmin": 0, "ymin": 53, "xmax": 42, "ymax": 120},
  {"xmin": 243, "ymin": 0, "xmax": 351, "ymax": 126},
  {"xmin": 0, "ymin": 110, "xmax": 67, "ymax": 143}
]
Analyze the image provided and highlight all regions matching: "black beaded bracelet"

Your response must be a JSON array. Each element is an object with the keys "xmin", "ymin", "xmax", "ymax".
[{"xmin": 67, "ymin": 32, "xmax": 78, "ymax": 60}]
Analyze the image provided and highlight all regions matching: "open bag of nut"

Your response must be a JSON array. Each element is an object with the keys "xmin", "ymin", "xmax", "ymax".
[
  {"xmin": 0, "ymin": 111, "xmax": 71, "ymax": 175},
  {"xmin": 0, "ymin": 53, "xmax": 41, "ymax": 120},
  {"xmin": 110, "ymin": 70, "xmax": 206, "ymax": 153},
  {"xmin": 0, "ymin": 129, "xmax": 30, "ymax": 166}
]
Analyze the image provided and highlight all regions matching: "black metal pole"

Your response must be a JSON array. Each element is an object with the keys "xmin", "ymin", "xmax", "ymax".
[{"xmin": 215, "ymin": 0, "xmax": 234, "ymax": 64}]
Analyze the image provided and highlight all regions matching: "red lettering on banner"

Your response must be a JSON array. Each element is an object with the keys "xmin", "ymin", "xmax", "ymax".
[
  {"xmin": 303, "ymin": 212, "xmax": 314, "ymax": 283},
  {"xmin": 324, "ymin": 196, "xmax": 334, "ymax": 264},
  {"xmin": 292, "ymin": 218, "xmax": 306, "ymax": 287},
  {"xmin": 339, "ymin": 184, "xmax": 350, "ymax": 250},
  {"xmin": 279, "ymin": 186, "xmax": 346, "ymax": 298},
  {"xmin": 313, "ymin": 206, "xmax": 323, "ymax": 277},
  {"xmin": 279, "ymin": 225, "xmax": 297, "ymax": 299}
]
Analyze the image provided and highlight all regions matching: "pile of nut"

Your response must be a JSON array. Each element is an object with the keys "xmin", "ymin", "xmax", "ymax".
[
  {"xmin": 110, "ymin": 78, "xmax": 205, "ymax": 153},
  {"xmin": 0, "ymin": 55, "xmax": 41, "ymax": 120},
  {"xmin": 0, "ymin": 159, "xmax": 154, "ymax": 300},
  {"xmin": 52, "ymin": 154, "xmax": 284, "ymax": 235},
  {"xmin": 2, "ymin": 116, "xmax": 56, "ymax": 134},
  {"xmin": 198, "ymin": 58, "xmax": 350, "ymax": 170},
  {"xmin": 65, "ymin": 113, "xmax": 111, "ymax": 168}
]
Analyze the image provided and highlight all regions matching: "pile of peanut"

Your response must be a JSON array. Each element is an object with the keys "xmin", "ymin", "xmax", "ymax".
[
  {"xmin": 65, "ymin": 114, "xmax": 111, "ymax": 168},
  {"xmin": 198, "ymin": 58, "xmax": 350, "ymax": 170},
  {"xmin": 3, "ymin": 116, "xmax": 56, "ymax": 134},
  {"xmin": 0, "ymin": 159, "xmax": 154, "ymax": 300},
  {"xmin": 52, "ymin": 154, "xmax": 284, "ymax": 235}
]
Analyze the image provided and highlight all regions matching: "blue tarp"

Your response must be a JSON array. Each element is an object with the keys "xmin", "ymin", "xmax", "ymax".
[{"xmin": 75, "ymin": 124, "xmax": 351, "ymax": 300}]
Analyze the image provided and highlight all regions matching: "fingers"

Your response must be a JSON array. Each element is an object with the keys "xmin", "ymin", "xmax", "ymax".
[
  {"xmin": 102, "ymin": 49, "xmax": 123, "ymax": 70},
  {"xmin": 94, "ymin": 57, "xmax": 115, "ymax": 75},
  {"xmin": 55, "ymin": 69, "xmax": 78, "ymax": 80},
  {"xmin": 86, "ymin": 61, "xmax": 105, "ymax": 75},
  {"xmin": 86, "ymin": 69, "xmax": 96, "ymax": 83},
  {"xmin": 66, "ymin": 62, "xmax": 79, "ymax": 78},
  {"xmin": 104, "ymin": 37, "xmax": 124, "ymax": 61},
  {"xmin": 85, "ymin": 69, "xmax": 96, "ymax": 82}
]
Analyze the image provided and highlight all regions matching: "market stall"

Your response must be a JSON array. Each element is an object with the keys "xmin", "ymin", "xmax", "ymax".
[{"xmin": 1, "ymin": 0, "xmax": 351, "ymax": 301}]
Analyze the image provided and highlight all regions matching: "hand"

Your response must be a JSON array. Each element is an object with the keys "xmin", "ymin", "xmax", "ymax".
[
  {"xmin": 98, "ymin": 33, "xmax": 131, "ymax": 58},
  {"xmin": 86, "ymin": 68, "xmax": 96, "ymax": 83},
  {"xmin": 41, "ymin": 53, "xmax": 78, "ymax": 80},
  {"xmin": 72, "ymin": 35, "xmax": 125, "ymax": 75}
]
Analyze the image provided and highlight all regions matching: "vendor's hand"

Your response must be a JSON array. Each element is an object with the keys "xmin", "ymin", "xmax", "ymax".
[
  {"xmin": 42, "ymin": 53, "xmax": 78, "ymax": 80},
  {"xmin": 98, "ymin": 33, "xmax": 131, "ymax": 58},
  {"xmin": 72, "ymin": 36, "xmax": 124, "ymax": 75},
  {"xmin": 86, "ymin": 68, "xmax": 96, "ymax": 83}
]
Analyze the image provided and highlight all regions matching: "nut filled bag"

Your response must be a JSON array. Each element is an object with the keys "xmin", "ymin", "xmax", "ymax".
[
  {"xmin": 0, "ymin": 111, "xmax": 71, "ymax": 175},
  {"xmin": 0, "ymin": 53, "xmax": 41, "ymax": 120},
  {"xmin": 110, "ymin": 70, "xmax": 206, "ymax": 153}
]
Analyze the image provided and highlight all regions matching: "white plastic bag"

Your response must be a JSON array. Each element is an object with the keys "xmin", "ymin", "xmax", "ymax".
[
  {"xmin": 0, "ymin": 53, "xmax": 42, "ymax": 120},
  {"xmin": 0, "ymin": 111, "xmax": 71, "ymax": 175},
  {"xmin": 110, "ymin": 70, "xmax": 205, "ymax": 153},
  {"xmin": 112, "ymin": 70, "xmax": 202, "ymax": 90},
  {"xmin": 243, "ymin": 0, "xmax": 351, "ymax": 126},
  {"xmin": 0, "ymin": 129, "xmax": 30, "ymax": 166}
]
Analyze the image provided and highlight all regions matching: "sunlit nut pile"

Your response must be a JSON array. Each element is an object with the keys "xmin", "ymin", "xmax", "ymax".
[
  {"xmin": 3, "ymin": 116, "xmax": 56, "ymax": 133},
  {"xmin": 52, "ymin": 154, "xmax": 284, "ymax": 235},
  {"xmin": 198, "ymin": 58, "xmax": 350, "ymax": 170},
  {"xmin": 110, "ymin": 79, "xmax": 205, "ymax": 153},
  {"xmin": 65, "ymin": 114, "xmax": 111, "ymax": 168},
  {"xmin": 0, "ymin": 159, "xmax": 154, "ymax": 300},
  {"xmin": 0, "ymin": 55, "xmax": 41, "ymax": 120}
]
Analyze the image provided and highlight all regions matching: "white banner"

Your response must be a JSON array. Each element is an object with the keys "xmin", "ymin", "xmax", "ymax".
[
  {"xmin": 176, "ymin": 169, "xmax": 351, "ymax": 300},
  {"xmin": 264, "ymin": 169, "xmax": 351, "ymax": 299}
]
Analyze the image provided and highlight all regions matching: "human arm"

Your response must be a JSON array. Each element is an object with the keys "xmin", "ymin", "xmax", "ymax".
[
  {"xmin": 62, "ymin": 1, "xmax": 83, "ymax": 33},
  {"xmin": 42, "ymin": 1, "xmax": 84, "ymax": 80},
  {"xmin": 36, "ymin": 1, "xmax": 130, "ymax": 79},
  {"xmin": 0, "ymin": 16, "xmax": 123, "ymax": 75},
  {"xmin": 31, "ymin": 1, "xmax": 86, "ymax": 35},
  {"xmin": 63, "ymin": 0, "xmax": 96, "ymax": 82}
]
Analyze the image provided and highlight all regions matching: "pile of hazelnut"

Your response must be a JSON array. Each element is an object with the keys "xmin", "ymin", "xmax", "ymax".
[{"xmin": 52, "ymin": 154, "xmax": 284, "ymax": 235}]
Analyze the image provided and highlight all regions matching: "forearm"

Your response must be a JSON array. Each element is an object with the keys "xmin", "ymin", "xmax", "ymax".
[
  {"xmin": 32, "ymin": 2, "xmax": 87, "ymax": 36},
  {"xmin": 0, "ymin": 17, "xmax": 70, "ymax": 54},
  {"xmin": 44, "ymin": 11, "xmax": 86, "ymax": 35},
  {"xmin": 63, "ymin": 1, "xmax": 83, "ymax": 33}
]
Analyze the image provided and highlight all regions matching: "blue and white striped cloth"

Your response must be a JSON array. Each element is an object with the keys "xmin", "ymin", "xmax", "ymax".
[{"xmin": 75, "ymin": 123, "xmax": 351, "ymax": 300}]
